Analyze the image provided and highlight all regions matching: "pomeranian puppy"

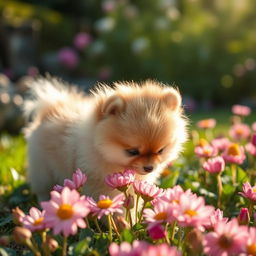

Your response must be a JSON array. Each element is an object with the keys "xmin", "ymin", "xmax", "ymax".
[{"xmin": 24, "ymin": 78, "xmax": 187, "ymax": 201}]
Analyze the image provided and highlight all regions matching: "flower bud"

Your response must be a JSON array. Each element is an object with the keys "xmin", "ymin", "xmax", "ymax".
[
  {"xmin": 186, "ymin": 229, "xmax": 203, "ymax": 254},
  {"xmin": 0, "ymin": 236, "xmax": 10, "ymax": 246},
  {"xmin": 115, "ymin": 216, "xmax": 129, "ymax": 230},
  {"xmin": 147, "ymin": 224, "xmax": 166, "ymax": 240},
  {"xmin": 13, "ymin": 227, "xmax": 32, "ymax": 244},
  {"xmin": 46, "ymin": 236, "xmax": 59, "ymax": 252},
  {"xmin": 12, "ymin": 207, "xmax": 25, "ymax": 225},
  {"xmin": 238, "ymin": 208, "xmax": 250, "ymax": 225},
  {"xmin": 123, "ymin": 195, "xmax": 134, "ymax": 209},
  {"xmin": 252, "ymin": 133, "xmax": 256, "ymax": 147}
]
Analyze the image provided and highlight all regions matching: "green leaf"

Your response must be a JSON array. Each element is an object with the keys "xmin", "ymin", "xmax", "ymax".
[
  {"xmin": 74, "ymin": 239, "xmax": 89, "ymax": 255},
  {"xmin": 0, "ymin": 215, "xmax": 12, "ymax": 227},
  {"xmin": 79, "ymin": 228, "xmax": 95, "ymax": 240},
  {"xmin": 223, "ymin": 184, "xmax": 236, "ymax": 196},
  {"xmin": 160, "ymin": 170, "xmax": 180, "ymax": 189},
  {"xmin": 121, "ymin": 229, "xmax": 134, "ymax": 243}
]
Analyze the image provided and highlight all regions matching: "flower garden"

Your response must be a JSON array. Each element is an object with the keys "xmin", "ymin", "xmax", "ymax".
[{"xmin": 0, "ymin": 105, "xmax": 255, "ymax": 256}]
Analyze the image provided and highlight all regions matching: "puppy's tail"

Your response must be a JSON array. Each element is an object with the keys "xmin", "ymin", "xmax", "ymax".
[{"xmin": 23, "ymin": 77, "xmax": 81, "ymax": 122}]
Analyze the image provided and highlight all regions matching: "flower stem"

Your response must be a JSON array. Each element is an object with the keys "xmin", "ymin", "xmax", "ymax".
[
  {"xmin": 124, "ymin": 191, "xmax": 133, "ymax": 227},
  {"xmin": 26, "ymin": 239, "xmax": 41, "ymax": 256},
  {"xmin": 94, "ymin": 218, "xmax": 102, "ymax": 234},
  {"xmin": 231, "ymin": 164, "xmax": 237, "ymax": 185},
  {"xmin": 85, "ymin": 217, "xmax": 91, "ymax": 229},
  {"xmin": 170, "ymin": 221, "xmax": 177, "ymax": 242},
  {"xmin": 165, "ymin": 223, "xmax": 170, "ymax": 244},
  {"xmin": 107, "ymin": 214, "xmax": 113, "ymax": 242},
  {"xmin": 110, "ymin": 215, "xmax": 121, "ymax": 238},
  {"xmin": 135, "ymin": 194, "xmax": 140, "ymax": 224},
  {"xmin": 217, "ymin": 173, "xmax": 223, "ymax": 208},
  {"xmin": 62, "ymin": 236, "xmax": 68, "ymax": 256},
  {"xmin": 138, "ymin": 200, "xmax": 147, "ymax": 223}
]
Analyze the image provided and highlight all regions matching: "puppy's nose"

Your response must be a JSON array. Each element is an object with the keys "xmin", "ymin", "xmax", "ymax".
[{"xmin": 143, "ymin": 166, "xmax": 154, "ymax": 172}]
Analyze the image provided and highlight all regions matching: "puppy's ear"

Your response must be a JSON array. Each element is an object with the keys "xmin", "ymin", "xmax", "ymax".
[
  {"xmin": 163, "ymin": 88, "xmax": 181, "ymax": 111},
  {"xmin": 102, "ymin": 95, "xmax": 125, "ymax": 116}
]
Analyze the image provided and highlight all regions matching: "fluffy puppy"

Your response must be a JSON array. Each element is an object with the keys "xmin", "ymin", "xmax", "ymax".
[{"xmin": 24, "ymin": 78, "xmax": 188, "ymax": 201}]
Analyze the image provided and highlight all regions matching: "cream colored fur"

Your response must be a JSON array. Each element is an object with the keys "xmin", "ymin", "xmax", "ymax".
[{"xmin": 24, "ymin": 78, "xmax": 188, "ymax": 202}]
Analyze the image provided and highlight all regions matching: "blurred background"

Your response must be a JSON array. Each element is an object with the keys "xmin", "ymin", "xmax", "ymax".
[{"xmin": 0, "ymin": 0, "xmax": 256, "ymax": 133}]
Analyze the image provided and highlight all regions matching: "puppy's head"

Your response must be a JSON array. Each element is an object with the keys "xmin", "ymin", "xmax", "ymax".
[{"xmin": 94, "ymin": 81, "xmax": 188, "ymax": 175}]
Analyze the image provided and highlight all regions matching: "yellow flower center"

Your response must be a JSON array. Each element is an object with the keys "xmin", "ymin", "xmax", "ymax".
[
  {"xmin": 247, "ymin": 243, "xmax": 256, "ymax": 256},
  {"xmin": 227, "ymin": 143, "xmax": 241, "ymax": 156},
  {"xmin": 198, "ymin": 138, "xmax": 209, "ymax": 147},
  {"xmin": 33, "ymin": 217, "xmax": 44, "ymax": 226},
  {"xmin": 218, "ymin": 234, "xmax": 233, "ymax": 249},
  {"xmin": 97, "ymin": 199, "xmax": 113, "ymax": 209},
  {"xmin": 203, "ymin": 148, "xmax": 212, "ymax": 156},
  {"xmin": 236, "ymin": 128, "xmax": 244, "ymax": 136},
  {"xmin": 57, "ymin": 204, "xmax": 73, "ymax": 220},
  {"xmin": 184, "ymin": 209, "xmax": 197, "ymax": 217},
  {"xmin": 154, "ymin": 212, "xmax": 167, "ymax": 221},
  {"xmin": 172, "ymin": 199, "xmax": 180, "ymax": 204},
  {"xmin": 161, "ymin": 168, "xmax": 171, "ymax": 177}
]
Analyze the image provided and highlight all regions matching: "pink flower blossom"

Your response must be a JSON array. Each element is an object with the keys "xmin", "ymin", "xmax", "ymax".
[
  {"xmin": 172, "ymin": 192, "xmax": 214, "ymax": 230},
  {"xmin": 246, "ymin": 143, "xmax": 256, "ymax": 157},
  {"xmin": 252, "ymin": 122, "xmax": 256, "ymax": 132},
  {"xmin": 53, "ymin": 169, "xmax": 87, "ymax": 192},
  {"xmin": 58, "ymin": 47, "xmax": 79, "ymax": 69},
  {"xmin": 41, "ymin": 187, "xmax": 90, "ymax": 236},
  {"xmin": 211, "ymin": 137, "xmax": 230, "ymax": 152},
  {"xmin": 147, "ymin": 223, "xmax": 166, "ymax": 240},
  {"xmin": 105, "ymin": 170, "xmax": 135, "ymax": 191},
  {"xmin": 245, "ymin": 227, "xmax": 256, "ymax": 256},
  {"xmin": 73, "ymin": 32, "xmax": 92, "ymax": 50},
  {"xmin": 203, "ymin": 218, "xmax": 248, "ymax": 256},
  {"xmin": 251, "ymin": 133, "xmax": 256, "ymax": 146},
  {"xmin": 143, "ymin": 200, "xmax": 171, "ymax": 225},
  {"xmin": 229, "ymin": 123, "xmax": 251, "ymax": 141},
  {"xmin": 160, "ymin": 185, "xmax": 189, "ymax": 205},
  {"xmin": 204, "ymin": 209, "xmax": 228, "ymax": 230},
  {"xmin": 222, "ymin": 143, "xmax": 246, "ymax": 165},
  {"xmin": 197, "ymin": 119, "xmax": 216, "ymax": 129},
  {"xmin": 87, "ymin": 194, "xmax": 124, "ymax": 219},
  {"xmin": 239, "ymin": 182, "xmax": 256, "ymax": 202},
  {"xmin": 142, "ymin": 244, "xmax": 181, "ymax": 256},
  {"xmin": 195, "ymin": 145, "xmax": 218, "ymax": 158},
  {"xmin": 202, "ymin": 156, "xmax": 225, "ymax": 174},
  {"xmin": 133, "ymin": 180, "xmax": 164, "ymax": 201},
  {"xmin": 109, "ymin": 240, "xmax": 148, "ymax": 256},
  {"xmin": 232, "ymin": 104, "xmax": 251, "ymax": 117},
  {"xmin": 22, "ymin": 207, "xmax": 45, "ymax": 232}
]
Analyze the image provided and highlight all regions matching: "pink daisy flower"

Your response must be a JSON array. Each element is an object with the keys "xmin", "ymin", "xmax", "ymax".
[
  {"xmin": 229, "ymin": 123, "xmax": 251, "ymax": 141},
  {"xmin": 160, "ymin": 185, "xmax": 188, "ymax": 204},
  {"xmin": 211, "ymin": 137, "xmax": 230, "ymax": 152},
  {"xmin": 203, "ymin": 218, "xmax": 248, "ymax": 256},
  {"xmin": 105, "ymin": 169, "xmax": 135, "ymax": 191},
  {"xmin": 239, "ymin": 182, "xmax": 256, "ymax": 202},
  {"xmin": 252, "ymin": 133, "xmax": 256, "ymax": 146},
  {"xmin": 204, "ymin": 209, "xmax": 228, "ymax": 230},
  {"xmin": 232, "ymin": 104, "xmax": 251, "ymax": 117},
  {"xmin": 53, "ymin": 169, "xmax": 87, "ymax": 192},
  {"xmin": 222, "ymin": 143, "xmax": 246, "ymax": 165},
  {"xmin": 87, "ymin": 194, "xmax": 125, "ymax": 219},
  {"xmin": 41, "ymin": 187, "xmax": 90, "ymax": 237},
  {"xmin": 202, "ymin": 156, "xmax": 225, "ymax": 174},
  {"xmin": 109, "ymin": 240, "xmax": 148, "ymax": 256},
  {"xmin": 143, "ymin": 200, "xmax": 171, "ymax": 225},
  {"xmin": 133, "ymin": 180, "xmax": 164, "ymax": 201},
  {"xmin": 195, "ymin": 145, "xmax": 218, "ymax": 158},
  {"xmin": 197, "ymin": 119, "xmax": 216, "ymax": 129},
  {"xmin": 245, "ymin": 227, "xmax": 256, "ymax": 256},
  {"xmin": 245, "ymin": 143, "xmax": 256, "ymax": 157},
  {"xmin": 173, "ymin": 192, "xmax": 214, "ymax": 230},
  {"xmin": 142, "ymin": 244, "xmax": 181, "ymax": 256},
  {"xmin": 21, "ymin": 207, "xmax": 45, "ymax": 232}
]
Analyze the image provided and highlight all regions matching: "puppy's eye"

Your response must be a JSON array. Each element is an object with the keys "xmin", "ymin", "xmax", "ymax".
[
  {"xmin": 125, "ymin": 148, "xmax": 140, "ymax": 156},
  {"xmin": 158, "ymin": 148, "xmax": 165, "ymax": 154}
]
